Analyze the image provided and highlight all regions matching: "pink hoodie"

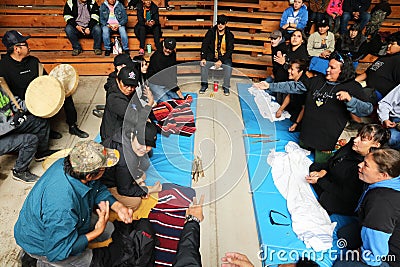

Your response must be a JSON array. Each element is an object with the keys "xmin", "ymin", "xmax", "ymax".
[{"xmin": 326, "ymin": 0, "xmax": 343, "ymax": 16}]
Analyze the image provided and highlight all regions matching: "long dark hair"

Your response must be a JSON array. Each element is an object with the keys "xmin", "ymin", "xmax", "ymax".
[
  {"xmin": 330, "ymin": 52, "xmax": 355, "ymax": 83},
  {"xmin": 358, "ymin": 123, "xmax": 391, "ymax": 148}
]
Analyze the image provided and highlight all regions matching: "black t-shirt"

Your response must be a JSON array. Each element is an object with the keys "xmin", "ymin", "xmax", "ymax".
[
  {"xmin": 366, "ymin": 53, "xmax": 400, "ymax": 97},
  {"xmin": 0, "ymin": 54, "xmax": 42, "ymax": 99},
  {"xmin": 272, "ymin": 41, "xmax": 289, "ymax": 82},
  {"xmin": 301, "ymin": 75, "xmax": 367, "ymax": 151}
]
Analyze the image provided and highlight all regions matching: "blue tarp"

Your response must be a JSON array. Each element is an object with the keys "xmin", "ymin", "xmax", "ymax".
[{"xmin": 237, "ymin": 83, "xmax": 353, "ymax": 266}]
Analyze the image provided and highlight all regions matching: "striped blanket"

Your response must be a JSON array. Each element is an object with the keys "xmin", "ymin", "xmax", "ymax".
[
  {"xmin": 152, "ymin": 95, "xmax": 196, "ymax": 137},
  {"xmin": 148, "ymin": 183, "xmax": 196, "ymax": 267}
]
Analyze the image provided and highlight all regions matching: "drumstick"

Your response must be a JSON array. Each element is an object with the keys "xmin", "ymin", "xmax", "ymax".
[{"xmin": 0, "ymin": 77, "xmax": 22, "ymax": 111}]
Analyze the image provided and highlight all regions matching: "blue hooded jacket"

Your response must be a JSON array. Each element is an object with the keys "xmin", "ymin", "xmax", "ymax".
[{"xmin": 280, "ymin": 4, "xmax": 308, "ymax": 30}]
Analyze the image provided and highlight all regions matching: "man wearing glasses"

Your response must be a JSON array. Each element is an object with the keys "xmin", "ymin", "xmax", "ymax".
[
  {"xmin": 199, "ymin": 14, "xmax": 234, "ymax": 96},
  {"xmin": 0, "ymin": 31, "xmax": 88, "ymax": 138}
]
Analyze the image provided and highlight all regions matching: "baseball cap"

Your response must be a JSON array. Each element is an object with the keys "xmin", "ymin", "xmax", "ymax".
[
  {"xmin": 164, "ymin": 38, "xmax": 176, "ymax": 50},
  {"xmin": 113, "ymin": 54, "xmax": 134, "ymax": 68},
  {"xmin": 118, "ymin": 66, "xmax": 139, "ymax": 86},
  {"xmin": 2, "ymin": 30, "xmax": 30, "ymax": 49},
  {"xmin": 270, "ymin": 30, "xmax": 282, "ymax": 39},
  {"xmin": 69, "ymin": 140, "xmax": 120, "ymax": 173},
  {"xmin": 317, "ymin": 19, "xmax": 329, "ymax": 28},
  {"xmin": 217, "ymin": 14, "xmax": 228, "ymax": 25},
  {"xmin": 134, "ymin": 121, "xmax": 158, "ymax": 148}
]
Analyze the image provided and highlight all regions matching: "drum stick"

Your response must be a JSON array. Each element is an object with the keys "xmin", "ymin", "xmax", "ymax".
[{"xmin": 0, "ymin": 77, "xmax": 22, "ymax": 111}]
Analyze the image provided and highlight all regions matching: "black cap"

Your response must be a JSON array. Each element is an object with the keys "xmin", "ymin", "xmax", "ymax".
[
  {"xmin": 217, "ymin": 14, "xmax": 228, "ymax": 25},
  {"xmin": 317, "ymin": 19, "xmax": 329, "ymax": 28},
  {"xmin": 164, "ymin": 38, "xmax": 176, "ymax": 50},
  {"xmin": 136, "ymin": 121, "xmax": 157, "ymax": 148},
  {"xmin": 117, "ymin": 66, "xmax": 139, "ymax": 86},
  {"xmin": 2, "ymin": 30, "xmax": 30, "ymax": 49},
  {"xmin": 113, "ymin": 54, "xmax": 134, "ymax": 68}
]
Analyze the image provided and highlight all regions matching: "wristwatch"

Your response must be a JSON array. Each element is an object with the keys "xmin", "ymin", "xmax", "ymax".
[{"xmin": 185, "ymin": 214, "xmax": 201, "ymax": 223}]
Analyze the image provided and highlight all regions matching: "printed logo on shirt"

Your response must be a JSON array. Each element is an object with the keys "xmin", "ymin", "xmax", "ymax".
[
  {"xmin": 20, "ymin": 70, "xmax": 31, "ymax": 75},
  {"xmin": 370, "ymin": 61, "xmax": 384, "ymax": 71}
]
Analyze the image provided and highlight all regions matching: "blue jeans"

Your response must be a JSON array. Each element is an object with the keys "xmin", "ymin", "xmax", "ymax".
[
  {"xmin": 340, "ymin": 12, "xmax": 371, "ymax": 34},
  {"xmin": 200, "ymin": 59, "xmax": 232, "ymax": 91},
  {"xmin": 388, "ymin": 117, "xmax": 400, "ymax": 149},
  {"xmin": 149, "ymin": 82, "xmax": 179, "ymax": 102},
  {"xmin": 65, "ymin": 24, "xmax": 102, "ymax": 50},
  {"xmin": 102, "ymin": 25, "xmax": 129, "ymax": 51}
]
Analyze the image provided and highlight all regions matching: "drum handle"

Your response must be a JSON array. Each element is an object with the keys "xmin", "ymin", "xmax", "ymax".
[{"xmin": 0, "ymin": 77, "xmax": 22, "ymax": 111}]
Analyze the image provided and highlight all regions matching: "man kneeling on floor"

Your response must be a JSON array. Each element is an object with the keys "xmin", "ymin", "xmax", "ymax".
[{"xmin": 14, "ymin": 140, "xmax": 156, "ymax": 266}]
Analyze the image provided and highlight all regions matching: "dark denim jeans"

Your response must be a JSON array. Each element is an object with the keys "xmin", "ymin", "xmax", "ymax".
[
  {"xmin": 340, "ymin": 12, "xmax": 371, "ymax": 34},
  {"xmin": 65, "ymin": 24, "xmax": 102, "ymax": 50}
]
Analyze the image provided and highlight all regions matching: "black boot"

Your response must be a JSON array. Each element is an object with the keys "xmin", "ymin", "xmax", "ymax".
[{"xmin": 69, "ymin": 124, "xmax": 89, "ymax": 138}]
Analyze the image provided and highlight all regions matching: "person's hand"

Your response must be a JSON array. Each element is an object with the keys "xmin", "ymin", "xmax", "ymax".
[
  {"xmin": 141, "ymin": 60, "xmax": 149, "ymax": 74},
  {"xmin": 274, "ymin": 51, "xmax": 286, "ymax": 65},
  {"xmin": 147, "ymin": 181, "xmax": 162, "ymax": 194},
  {"xmin": 84, "ymin": 27, "xmax": 90, "ymax": 35},
  {"xmin": 306, "ymin": 170, "xmax": 327, "ymax": 184},
  {"xmin": 289, "ymin": 123, "xmax": 297, "ymax": 132},
  {"xmin": 11, "ymin": 110, "xmax": 27, "ymax": 127},
  {"xmin": 282, "ymin": 23, "xmax": 289, "ymax": 30},
  {"xmin": 200, "ymin": 59, "xmax": 207, "ymax": 67},
  {"xmin": 221, "ymin": 252, "xmax": 254, "ymax": 267},
  {"xmin": 336, "ymin": 91, "xmax": 351, "ymax": 102},
  {"xmin": 215, "ymin": 60, "xmax": 222, "ymax": 69},
  {"xmin": 186, "ymin": 195, "xmax": 205, "ymax": 222},
  {"xmin": 275, "ymin": 109, "xmax": 283, "ymax": 118},
  {"xmin": 111, "ymin": 24, "xmax": 119, "ymax": 31},
  {"xmin": 383, "ymin": 119, "xmax": 396, "ymax": 128},
  {"xmin": 320, "ymin": 50, "xmax": 331, "ymax": 58},
  {"xmin": 94, "ymin": 201, "xmax": 110, "ymax": 234},
  {"xmin": 144, "ymin": 85, "xmax": 154, "ymax": 107},
  {"xmin": 76, "ymin": 25, "xmax": 85, "ymax": 34},
  {"xmin": 353, "ymin": 12, "xmax": 360, "ymax": 19},
  {"xmin": 112, "ymin": 201, "xmax": 133, "ymax": 224},
  {"xmin": 252, "ymin": 81, "xmax": 269, "ymax": 90}
]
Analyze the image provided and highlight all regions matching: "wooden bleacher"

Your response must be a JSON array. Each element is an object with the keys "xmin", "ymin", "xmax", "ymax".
[{"xmin": 0, "ymin": 0, "xmax": 399, "ymax": 79}]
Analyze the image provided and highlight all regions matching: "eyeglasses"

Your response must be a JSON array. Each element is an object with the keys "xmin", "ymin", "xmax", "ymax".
[
  {"xmin": 331, "ymin": 51, "xmax": 344, "ymax": 64},
  {"xmin": 269, "ymin": 210, "xmax": 290, "ymax": 226},
  {"xmin": 217, "ymin": 22, "xmax": 226, "ymax": 25}
]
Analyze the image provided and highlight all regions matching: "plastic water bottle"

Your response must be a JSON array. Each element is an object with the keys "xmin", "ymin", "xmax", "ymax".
[{"xmin": 113, "ymin": 36, "xmax": 122, "ymax": 55}]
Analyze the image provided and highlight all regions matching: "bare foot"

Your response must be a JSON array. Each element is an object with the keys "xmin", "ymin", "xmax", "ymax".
[{"xmin": 147, "ymin": 181, "xmax": 162, "ymax": 194}]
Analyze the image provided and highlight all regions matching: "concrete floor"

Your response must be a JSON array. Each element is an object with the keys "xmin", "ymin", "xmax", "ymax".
[{"xmin": 0, "ymin": 73, "xmax": 262, "ymax": 266}]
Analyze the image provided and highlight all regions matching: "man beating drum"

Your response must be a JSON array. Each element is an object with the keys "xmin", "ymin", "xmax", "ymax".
[{"xmin": 0, "ymin": 30, "xmax": 89, "ymax": 139}]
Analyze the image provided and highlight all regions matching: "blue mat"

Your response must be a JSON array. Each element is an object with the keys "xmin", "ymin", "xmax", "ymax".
[
  {"xmin": 145, "ymin": 93, "xmax": 197, "ymax": 187},
  {"xmin": 237, "ymin": 84, "xmax": 353, "ymax": 266},
  {"xmin": 95, "ymin": 93, "xmax": 197, "ymax": 188}
]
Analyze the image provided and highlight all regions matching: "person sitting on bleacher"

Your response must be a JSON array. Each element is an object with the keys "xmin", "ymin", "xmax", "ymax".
[
  {"xmin": 306, "ymin": 124, "xmax": 390, "ymax": 216},
  {"xmin": 134, "ymin": 0, "xmax": 162, "ymax": 55},
  {"xmin": 254, "ymin": 52, "xmax": 373, "ymax": 163},
  {"xmin": 280, "ymin": 0, "xmax": 308, "ymax": 39},
  {"xmin": 63, "ymin": 0, "xmax": 102, "ymax": 56},
  {"xmin": 335, "ymin": 24, "xmax": 368, "ymax": 62},
  {"xmin": 307, "ymin": 18, "xmax": 335, "ymax": 74},
  {"xmin": 199, "ymin": 14, "xmax": 234, "ymax": 96},
  {"xmin": 356, "ymin": 31, "xmax": 400, "ymax": 103},
  {"xmin": 100, "ymin": 0, "xmax": 129, "ymax": 56},
  {"xmin": 339, "ymin": 0, "xmax": 371, "ymax": 34}
]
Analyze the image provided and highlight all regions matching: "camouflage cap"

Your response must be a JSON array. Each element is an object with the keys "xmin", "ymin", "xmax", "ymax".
[{"xmin": 69, "ymin": 140, "xmax": 119, "ymax": 173}]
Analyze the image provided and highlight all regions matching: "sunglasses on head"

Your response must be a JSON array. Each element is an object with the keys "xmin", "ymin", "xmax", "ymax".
[{"xmin": 331, "ymin": 52, "xmax": 345, "ymax": 64}]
